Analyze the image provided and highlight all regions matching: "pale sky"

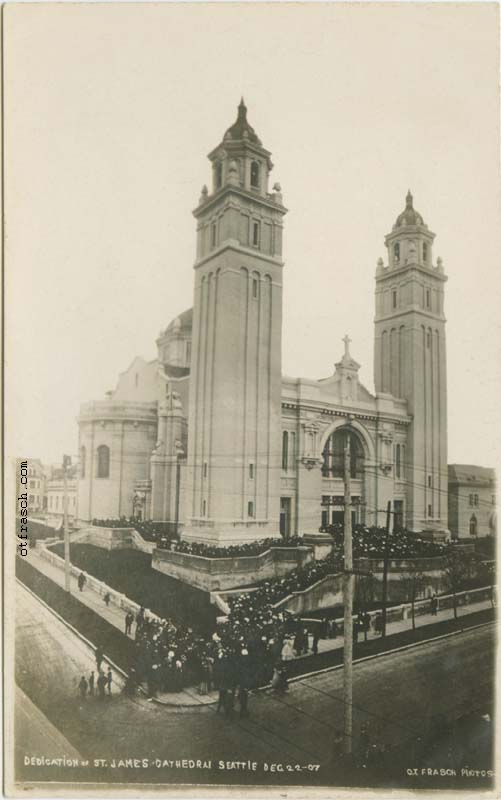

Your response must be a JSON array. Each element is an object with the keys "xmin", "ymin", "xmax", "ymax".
[{"xmin": 5, "ymin": 2, "xmax": 501, "ymax": 470}]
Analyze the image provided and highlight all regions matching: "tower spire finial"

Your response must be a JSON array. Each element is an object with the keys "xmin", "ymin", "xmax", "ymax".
[
  {"xmin": 343, "ymin": 334, "xmax": 352, "ymax": 358},
  {"xmin": 406, "ymin": 189, "xmax": 413, "ymax": 208},
  {"xmin": 238, "ymin": 97, "xmax": 247, "ymax": 120}
]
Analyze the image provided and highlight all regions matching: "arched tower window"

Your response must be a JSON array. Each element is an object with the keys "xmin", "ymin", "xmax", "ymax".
[
  {"xmin": 215, "ymin": 161, "xmax": 223, "ymax": 189},
  {"xmin": 282, "ymin": 431, "xmax": 289, "ymax": 471},
  {"xmin": 394, "ymin": 242, "xmax": 400, "ymax": 263},
  {"xmin": 469, "ymin": 514, "xmax": 478, "ymax": 537},
  {"xmin": 97, "ymin": 445, "xmax": 110, "ymax": 479},
  {"xmin": 250, "ymin": 161, "xmax": 260, "ymax": 189},
  {"xmin": 322, "ymin": 430, "xmax": 364, "ymax": 479},
  {"xmin": 80, "ymin": 446, "xmax": 86, "ymax": 479}
]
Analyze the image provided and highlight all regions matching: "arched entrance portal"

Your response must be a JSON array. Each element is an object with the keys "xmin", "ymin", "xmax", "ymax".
[{"xmin": 320, "ymin": 428, "xmax": 366, "ymax": 530}]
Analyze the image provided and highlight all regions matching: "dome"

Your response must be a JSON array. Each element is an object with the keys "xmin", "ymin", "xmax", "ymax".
[
  {"xmin": 395, "ymin": 190, "xmax": 425, "ymax": 228},
  {"xmin": 224, "ymin": 98, "xmax": 262, "ymax": 146},
  {"xmin": 165, "ymin": 308, "xmax": 193, "ymax": 334}
]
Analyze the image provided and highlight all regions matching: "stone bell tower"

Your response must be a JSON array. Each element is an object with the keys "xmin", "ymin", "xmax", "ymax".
[
  {"xmin": 183, "ymin": 100, "xmax": 287, "ymax": 545},
  {"xmin": 374, "ymin": 191, "xmax": 448, "ymax": 534}
]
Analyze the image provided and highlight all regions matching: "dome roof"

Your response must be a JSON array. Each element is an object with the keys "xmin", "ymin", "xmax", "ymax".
[
  {"xmin": 164, "ymin": 308, "xmax": 193, "ymax": 336},
  {"xmin": 224, "ymin": 98, "xmax": 262, "ymax": 146},
  {"xmin": 395, "ymin": 191, "xmax": 425, "ymax": 228}
]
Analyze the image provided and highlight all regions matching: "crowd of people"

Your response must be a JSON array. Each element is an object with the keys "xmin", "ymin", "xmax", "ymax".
[
  {"xmin": 124, "ymin": 591, "xmax": 331, "ymax": 697},
  {"xmin": 84, "ymin": 523, "xmax": 451, "ymax": 696},
  {"xmin": 328, "ymin": 524, "xmax": 446, "ymax": 560},
  {"xmin": 91, "ymin": 517, "xmax": 177, "ymax": 545},
  {"xmin": 170, "ymin": 535, "xmax": 306, "ymax": 559}
]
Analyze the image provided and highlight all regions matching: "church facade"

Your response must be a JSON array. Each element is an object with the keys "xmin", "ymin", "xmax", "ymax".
[{"xmin": 76, "ymin": 101, "xmax": 449, "ymax": 543}]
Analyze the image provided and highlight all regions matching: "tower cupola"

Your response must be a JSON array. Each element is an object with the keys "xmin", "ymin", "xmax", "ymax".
[
  {"xmin": 385, "ymin": 190, "xmax": 435, "ymax": 269},
  {"xmin": 204, "ymin": 99, "xmax": 275, "ymax": 198}
]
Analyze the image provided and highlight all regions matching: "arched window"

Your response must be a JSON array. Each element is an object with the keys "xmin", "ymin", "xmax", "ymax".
[
  {"xmin": 80, "ymin": 446, "xmax": 86, "ymax": 479},
  {"xmin": 282, "ymin": 431, "xmax": 289, "ymax": 471},
  {"xmin": 250, "ymin": 161, "xmax": 260, "ymax": 189},
  {"xmin": 395, "ymin": 444, "xmax": 401, "ymax": 479},
  {"xmin": 97, "ymin": 445, "xmax": 110, "ymax": 478},
  {"xmin": 394, "ymin": 242, "xmax": 400, "ymax": 262},
  {"xmin": 322, "ymin": 430, "xmax": 364, "ymax": 479},
  {"xmin": 423, "ymin": 242, "xmax": 428, "ymax": 262},
  {"xmin": 469, "ymin": 514, "xmax": 478, "ymax": 537}
]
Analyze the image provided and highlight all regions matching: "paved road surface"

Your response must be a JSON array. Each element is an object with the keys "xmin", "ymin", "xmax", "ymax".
[{"xmin": 14, "ymin": 581, "xmax": 495, "ymax": 791}]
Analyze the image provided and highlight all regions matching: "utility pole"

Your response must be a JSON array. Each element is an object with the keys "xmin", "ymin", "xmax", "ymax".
[
  {"xmin": 63, "ymin": 454, "xmax": 71, "ymax": 592},
  {"xmin": 381, "ymin": 500, "xmax": 391, "ymax": 638},
  {"xmin": 174, "ymin": 441, "xmax": 184, "ymax": 537},
  {"xmin": 343, "ymin": 432, "xmax": 354, "ymax": 757}
]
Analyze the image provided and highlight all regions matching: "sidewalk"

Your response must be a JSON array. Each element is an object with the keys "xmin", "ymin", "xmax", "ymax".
[
  {"xmin": 23, "ymin": 547, "xmax": 493, "ymax": 707},
  {"xmin": 312, "ymin": 596, "xmax": 493, "ymax": 656},
  {"xmin": 24, "ymin": 548, "xmax": 218, "ymax": 707}
]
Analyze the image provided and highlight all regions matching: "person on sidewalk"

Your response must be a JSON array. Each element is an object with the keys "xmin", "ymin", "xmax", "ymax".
[
  {"xmin": 103, "ymin": 592, "xmax": 111, "ymax": 607},
  {"xmin": 281, "ymin": 638, "xmax": 295, "ymax": 661},
  {"xmin": 95, "ymin": 646, "xmax": 104, "ymax": 672},
  {"xmin": 431, "ymin": 595, "xmax": 438, "ymax": 616},
  {"xmin": 97, "ymin": 671, "xmax": 106, "ymax": 700},
  {"xmin": 353, "ymin": 618, "xmax": 359, "ymax": 646},
  {"xmin": 78, "ymin": 676, "xmax": 88, "ymax": 700},
  {"xmin": 88, "ymin": 671, "xmax": 95, "ymax": 697},
  {"xmin": 106, "ymin": 668, "xmax": 113, "ymax": 696},
  {"xmin": 77, "ymin": 572, "xmax": 86, "ymax": 592},
  {"xmin": 135, "ymin": 607, "xmax": 145, "ymax": 638},
  {"xmin": 125, "ymin": 611, "xmax": 134, "ymax": 636},
  {"xmin": 312, "ymin": 629, "xmax": 320, "ymax": 655}
]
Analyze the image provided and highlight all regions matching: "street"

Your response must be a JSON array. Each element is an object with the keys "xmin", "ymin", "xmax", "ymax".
[{"xmin": 15, "ymin": 580, "xmax": 495, "ymax": 790}]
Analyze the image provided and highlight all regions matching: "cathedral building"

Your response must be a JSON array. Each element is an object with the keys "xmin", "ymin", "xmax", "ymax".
[{"xmin": 76, "ymin": 101, "xmax": 449, "ymax": 542}]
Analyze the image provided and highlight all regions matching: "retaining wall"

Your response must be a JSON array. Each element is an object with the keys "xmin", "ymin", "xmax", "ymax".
[{"xmin": 152, "ymin": 546, "xmax": 314, "ymax": 591}]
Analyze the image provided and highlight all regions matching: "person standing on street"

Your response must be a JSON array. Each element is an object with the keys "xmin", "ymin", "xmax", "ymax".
[
  {"xmin": 106, "ymin": 668, "xmax": 113, "ymax": 696},
  {"xmin": 78, "ymin": 676, "xmax": 88, "ymax": 700},
  {"xmin": 88, "ymin": 671, "xmax": 95, "ymax": 696},
  {"xmin": 97, "ymin": 671, "xmax": 106, "ymax": 700},
  {"xmin": 95, "ymin": 647, "xmax": 104, "ymax": 672},
  {"xmin": 78, "ymin": 572, "xmax": 86, "ymax": 592}
]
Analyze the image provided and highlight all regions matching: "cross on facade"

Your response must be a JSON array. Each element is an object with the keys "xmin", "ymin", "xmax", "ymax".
[{"xmin": 343, "ymin": 334, "xmax": 352, "ymax": 357}]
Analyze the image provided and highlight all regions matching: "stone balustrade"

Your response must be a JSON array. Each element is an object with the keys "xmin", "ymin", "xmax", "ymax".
[{"xmin": 36, "ymin": 541, "xmax": 160, "ymax": 621}]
